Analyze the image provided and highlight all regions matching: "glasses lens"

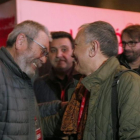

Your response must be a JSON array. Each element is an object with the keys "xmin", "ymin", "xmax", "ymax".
[
  {"xmin": 128, "ymin": 41, "xmax": 137, "ymax": 47},
  {"xmin": 41, "ymin": 49, "xmax": 48, "ymax": 57},
  {"xmin": 121, "ymin": 41, "xmax": 138, "ymax": 48}
]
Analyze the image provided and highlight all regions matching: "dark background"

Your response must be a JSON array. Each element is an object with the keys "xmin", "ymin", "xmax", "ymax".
[{"xmin": 1, "ymin": 0, "xmax": 140, "ymax": 12}]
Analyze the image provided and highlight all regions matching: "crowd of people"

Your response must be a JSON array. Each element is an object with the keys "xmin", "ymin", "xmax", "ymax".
[{"xmin": 1, "ymin": 20, "xmax": 140, "ymax": 140}]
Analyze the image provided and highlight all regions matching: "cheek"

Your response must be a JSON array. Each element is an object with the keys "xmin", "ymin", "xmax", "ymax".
[
  {"xmin": 29, "ymin": 49, "xmax": 41, "ymax": 59},
  {"xmin": 24, "ymin": 52, "xmax": 34, "ymax": 63},
  {"xmin": 64, "ymin": 52, "xmax": 73, "ymax": 58},
  {"xmin": 49, "ymin": 54, "xmax": 55, "ymax": 60}
]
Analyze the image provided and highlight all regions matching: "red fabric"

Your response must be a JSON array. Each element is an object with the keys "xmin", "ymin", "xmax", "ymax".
[
  {"xmin": 0, "ymin": 16, "xmax": 15, "ymax": 47},
  {"xmin": 61, "ymin": 90, "xmax": 65, "ymax": 101}
]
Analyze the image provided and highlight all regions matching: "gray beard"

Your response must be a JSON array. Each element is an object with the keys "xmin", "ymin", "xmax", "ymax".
[{"xmin": 15, "ymin": 53, "xmax": 36, "ymax": 79}]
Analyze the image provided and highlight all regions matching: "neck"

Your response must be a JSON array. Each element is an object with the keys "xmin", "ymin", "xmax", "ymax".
[
  {"xmin": 128, "ymin": 58, "xmax": 140, "ymax": 69},
  {"xmin": 6, "ymin": 47, "xmax": 14, "ymax": 57},
  {"xmin": 87, "ymin": 56, "xmax": 108, "ymax": 76},
  {"xmin": 54, "ymin": 68, "xmax": 71, "ymax": 80},
  {"xmin": 56, "ymin": 72, "xmax": 66, "ymax": 80}
]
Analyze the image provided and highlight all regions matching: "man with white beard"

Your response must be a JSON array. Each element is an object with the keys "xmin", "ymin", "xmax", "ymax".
[{"xmin": 0, "ymin": 20, "xmax": 52, "ymax": 140}]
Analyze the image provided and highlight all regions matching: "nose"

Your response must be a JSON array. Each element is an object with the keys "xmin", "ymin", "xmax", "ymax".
[
  {"xmin": 40, "ymin": 56, "xmax": 47, "ymax": 63},
  {"xmin": 123, "ymin": 43, "xmax": 131, "ymax": 50},
  {"xmin": 56, "ymin": 50, "xmax": 62, "ymax": 57}
]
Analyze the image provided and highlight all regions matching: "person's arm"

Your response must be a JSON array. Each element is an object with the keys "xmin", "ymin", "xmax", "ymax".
[
  {"xmin": 118, "ymin": 72, "xmax": 140, "ymax": 139},
  {"xmin": 38, "ymin": 100, "xmax": 61, "ymax": 117},
  {"xmin": 41, "ymin": 106, "xmax": 66, "ymax": 138}
]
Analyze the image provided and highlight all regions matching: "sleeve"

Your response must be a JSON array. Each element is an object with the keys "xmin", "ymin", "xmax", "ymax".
[
  {"xmin": 41, "ymin": 107, "xmax": 66, "ymax": 138},
  {"xmin": 0, "ymin": 87, "xmax": 4, "ymax": 116},
  {"xmin": 118, "ymin": 72, "xmax": 140, "ymax": 139},
  {"xmin": 0, "ymin": 64, "xmax": 6, "ymax": 139},
  {"xmin": 0, "ymin": 87, "xmax": 4, "ymax": 139},
  {"xmin": 39, "ymin": 100, "xmax": 61, "ymax": 117},
  {"xmin": 33, "ymin": 77, "xmax": 47, "ymax": 103}
]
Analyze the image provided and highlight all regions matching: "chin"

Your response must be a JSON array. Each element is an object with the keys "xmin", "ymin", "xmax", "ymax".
[
  {"xmin": 56, "ymin": 67, "xmax": 67, "ymax": 71},
  {"xmin": 75, "ymin": 67, "xmax": 81, "ymax": 74},
  {"xmin": 25, "ymin": 67, "xmax": 37, "ymax": 79}
]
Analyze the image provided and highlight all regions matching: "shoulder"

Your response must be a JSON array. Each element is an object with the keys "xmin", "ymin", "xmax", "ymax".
[
  {"xmin": 34, "ymin": 74, "xmax": 50, "ymax": 84},
  {"xmin": 119, "ymin": 70, "xmax": 140, "ymax": 84},
  {"xmin": 117, "ymin": 69, "xmax": 140, "ymax": 98},
  {"xmin": 33, "ymin": 74, "xmax": 52, "ymax": 93}
]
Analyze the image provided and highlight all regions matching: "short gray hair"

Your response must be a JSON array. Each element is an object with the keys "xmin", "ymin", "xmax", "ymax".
[
  {"xmin": 81, "ymin": 21, "xmax": 118, "ymax": 57},
  {"xmin": 7, "ymin": 20, "xmax": 52, "ymax": 47}
]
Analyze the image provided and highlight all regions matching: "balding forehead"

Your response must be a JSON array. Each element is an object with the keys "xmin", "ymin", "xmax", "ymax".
[{"xmin": 75, "ymin": 31, "xmax": 86, "ymax": 45}]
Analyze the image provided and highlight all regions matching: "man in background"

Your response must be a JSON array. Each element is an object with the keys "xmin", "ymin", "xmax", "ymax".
[
  {"xmin": 117, "ymin": 25, "xmax": 140, "ymax": 74},
  {"xmin": 34, "ymin": 31, "xmax": 75, "ymax": 109},
  {"xmin": 34, "ymin": 31, "xmax": 77, "ymax": 139},
  {"xmin": 0, "ymin": 20, "xmax": 52, "ymax": 140}
]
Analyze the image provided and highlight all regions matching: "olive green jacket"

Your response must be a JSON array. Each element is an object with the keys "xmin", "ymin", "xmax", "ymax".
[
  {"xmin": 42, "ymin": 57, "xmax": 140, "ymax": 140},
  {"xmin": 82, "ymin": 56, "xmax": 140, "ymax": 140}
]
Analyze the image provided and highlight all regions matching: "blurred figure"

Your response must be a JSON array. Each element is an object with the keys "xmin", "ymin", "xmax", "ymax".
[
  {"xmin": 117, "ymin": 25, "xmax": 140, "ymax": 74},
  {"xmin": 60, "ymin": 21, "xmax": 140, "ymax": 140},
  {"xmin": 0, "ymin": 20, "xmax": 52, "ymax": 140},
  {"xmin": 34, "ymin": 31, "xmax": 77, "ymax": 139}
]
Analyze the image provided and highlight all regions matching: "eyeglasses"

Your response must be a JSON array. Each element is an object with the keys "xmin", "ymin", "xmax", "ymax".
[
  {"xmin": 121, "ymin": 41, "xmax": 140, "ymax": 48},
  {"xmin": 26, "ymin": 35, "xmax": 49, "ymax": 57}
]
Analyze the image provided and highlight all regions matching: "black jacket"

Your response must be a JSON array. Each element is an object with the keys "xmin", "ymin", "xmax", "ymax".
[
  {"xmin": 34, "ymin": 67, "xmax": 79, "ymax": 140},
  {"xmin": 34, "ymin": 67, "xmax": 75, "ymax": 104},
  {"xmin": 117, "ymin": 53, "xmax": 140, "ymax": 74}
]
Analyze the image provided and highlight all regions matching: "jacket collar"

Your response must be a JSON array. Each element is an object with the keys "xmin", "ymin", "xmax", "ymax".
[
  {"xmin": 0, "ymin": 47, "xmax": 30, "ymax": 80},
  {"xmin": 81, "ymin": 57, "xmax": 120, "ymax": 91}
]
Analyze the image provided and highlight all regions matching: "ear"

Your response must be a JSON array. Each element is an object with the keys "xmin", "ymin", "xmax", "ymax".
[
  {"xmin": 89, "ymin": 40, "xmax": 99, "ymax": 57},
  {"xmin": 15, "ymin": 33, "xmax": 27, "ymax": 50}
]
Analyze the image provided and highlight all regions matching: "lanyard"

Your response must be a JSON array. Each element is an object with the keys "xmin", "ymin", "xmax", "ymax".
[
  {"xmin": 61, "ymin": 90, "xmax": 65, "ymax": 101},
  {"xmin": 77, "ymin": 89, "xmax": 88, "ymax": 129},
  {"xmin": 35, "ymin": 117, "xmax": 42, "ymax": 140}
]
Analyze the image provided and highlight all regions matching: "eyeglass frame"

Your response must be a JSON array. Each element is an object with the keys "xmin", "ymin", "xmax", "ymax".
[
  {"xmin": 25, "ymin": 35, "xmax": 49, "ymax": 57},
  {"xmin": 121, "ymin": 40, "xmax": 140, "ymax": 48}
]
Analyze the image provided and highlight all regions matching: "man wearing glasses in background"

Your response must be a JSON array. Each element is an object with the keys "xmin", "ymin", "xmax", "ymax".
[
  {"xmin": 117, "ymin": 25, "xmax": 140, "ymax": 74},
  {"xmin": 0, "ymin": 20, "xmax": 52, "ymax": 140}
]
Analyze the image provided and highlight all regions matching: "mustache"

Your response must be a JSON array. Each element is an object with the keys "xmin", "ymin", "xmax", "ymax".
[
  {"xmin": 55, "ymin": 58, "xmax": 65, "ymax": 62},
  {"xmin": 124, "ymin": 50, "xmax": 133, "ymax": 53}
]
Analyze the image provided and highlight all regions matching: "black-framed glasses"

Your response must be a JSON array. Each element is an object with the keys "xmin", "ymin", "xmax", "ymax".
[
  {"xmin": 121, "ymin": 41, "xmax": 140, "ymax": 48},
  {"xmin": 26, "ymin": 35, "xmax": 49, "ymax": 57}
]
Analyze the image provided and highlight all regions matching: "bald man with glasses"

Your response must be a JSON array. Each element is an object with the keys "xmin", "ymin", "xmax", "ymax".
[{"xmin": 117, "ymin": 25, "xmax": 140, "ymax": 74}]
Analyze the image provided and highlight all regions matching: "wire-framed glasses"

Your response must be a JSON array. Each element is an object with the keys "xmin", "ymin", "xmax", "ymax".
[
  {"xmin": 121, "ymin": 41, "xmax": 140, "ymax": 48},
  {"xmin": 26, "ymin": 35, "xmax": 49, "ymax": 57}
]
